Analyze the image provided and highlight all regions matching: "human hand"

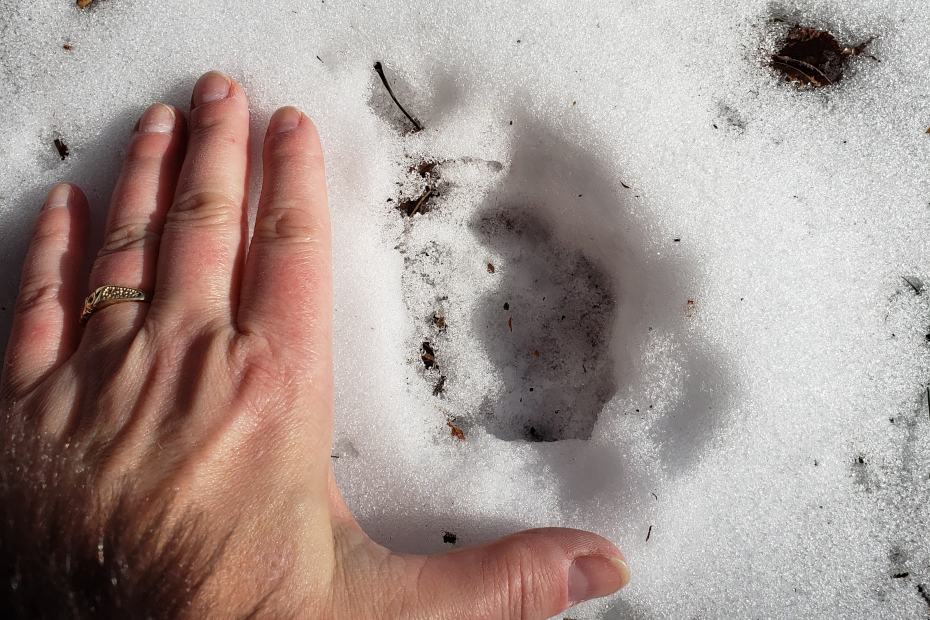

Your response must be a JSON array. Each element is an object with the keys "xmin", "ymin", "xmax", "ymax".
[{"xmin": 0, "ymin": 70, "xmax": 630, "ymax": 619}]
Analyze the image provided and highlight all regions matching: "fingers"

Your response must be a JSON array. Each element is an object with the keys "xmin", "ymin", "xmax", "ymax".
[
  {"xmin": 81, "ymin": 103, "xmax": 186, "ymax": 340},
  {"xmin": 155, "ymin": 71, "xmax": 251, "ymax": 323},
  {"xmin": 1, "ymin": 184, "xmax": 88, "ymax": 398},
  {"xmin": 405, "ymin": 528, "xmax": 629, "ymax": 620},
  {"xmin": 237, "ymin": 107, "xmax": 332, "ymax": 356}
]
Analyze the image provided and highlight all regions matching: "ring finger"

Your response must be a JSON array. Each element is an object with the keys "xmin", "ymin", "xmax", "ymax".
[{"xmin": 82, "ymin": 102, "xmax": 187, "ymax": 342}]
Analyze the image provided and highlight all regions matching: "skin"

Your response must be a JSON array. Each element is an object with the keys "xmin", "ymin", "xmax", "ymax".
[{"xmin": 0, "ymin": 71, "xmax": 630, "ymax": 619}]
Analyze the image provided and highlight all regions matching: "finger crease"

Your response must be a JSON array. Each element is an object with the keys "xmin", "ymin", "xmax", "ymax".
[
  {"xmin": 14, "ymin": 281, "xmax": 63, "ymax": 316},
  {"xmin": 98, "ymin": 225, "xmax": 163, "ymax": 258}
]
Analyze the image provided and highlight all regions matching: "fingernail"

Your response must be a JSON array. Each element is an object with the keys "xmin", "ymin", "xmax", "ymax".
[
  {"xmin": 567, "ymin": 556, "xmax": 630, "ymax": 605},
  {"xmin": 192, "ymin": 71, "xmax": 231, "ymax": 108},
  {"xmin": 44, "ymin": 184, "xmax": 72, "ymax": 210},
  {"xmin": 138, "ymin": 103, "xmax": 175, "ymax": 134},
  {"xmin": 269, "ymin": 106, "xmax": 302, "ymax": 135}
]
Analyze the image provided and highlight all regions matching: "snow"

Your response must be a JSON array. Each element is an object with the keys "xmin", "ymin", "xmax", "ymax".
[{"xmin": 2, "ymin": 0, "xmax": 930, "ymax": 617}]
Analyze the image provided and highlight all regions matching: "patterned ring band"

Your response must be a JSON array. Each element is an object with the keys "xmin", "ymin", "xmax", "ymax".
[{"xmin": 80, "ymin": 285, "xmax": 152, "ymax": 324}]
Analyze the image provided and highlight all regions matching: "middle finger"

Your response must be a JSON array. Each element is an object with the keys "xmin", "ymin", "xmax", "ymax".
[{"xmin": 155, "ymin": 71, "xmax": 250, "ymax": 324}]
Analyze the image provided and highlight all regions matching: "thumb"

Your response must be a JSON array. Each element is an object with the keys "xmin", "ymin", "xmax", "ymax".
[{"xmin": 408, "ymin": 527, "xmax": 631, "ymax": 620}]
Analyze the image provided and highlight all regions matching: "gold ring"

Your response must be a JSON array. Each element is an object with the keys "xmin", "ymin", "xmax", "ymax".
[{"xmin": 80, "ymin": 285, "xmax": 152, "ymax": 324}]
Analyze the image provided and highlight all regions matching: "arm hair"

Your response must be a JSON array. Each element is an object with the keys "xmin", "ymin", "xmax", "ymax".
[{"xmin": 0, "ymin": 414, "xmax": 272, "ymax": 620}]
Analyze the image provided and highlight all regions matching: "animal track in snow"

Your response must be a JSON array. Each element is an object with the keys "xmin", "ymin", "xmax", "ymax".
[
  {"xmin": 469, "ymin": 209, "xmax": 616, "ymax": 441},
  {"xmin": 373, "ymin": 83, "xmax": 619, "ymax": 441}
]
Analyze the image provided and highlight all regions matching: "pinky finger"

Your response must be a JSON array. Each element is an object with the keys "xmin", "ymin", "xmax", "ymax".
[{"xmin": 1, "ymin": 184, "xmax": 88, "ymax": 399}]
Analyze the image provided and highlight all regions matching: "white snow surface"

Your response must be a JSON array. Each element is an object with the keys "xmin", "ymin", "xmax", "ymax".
[{"xmin": 3, "ymin": 0, "xmax": 930, "ymax": 617}]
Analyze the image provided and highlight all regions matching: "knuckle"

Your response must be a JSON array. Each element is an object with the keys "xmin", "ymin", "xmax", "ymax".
[
  {"xmin": 168, "ymin": 188, "xmax": 241, "ymax": 225},
  {"xmin": 253, "ymin": 202, "xmax": 323, "ymax": 243},
  {"xmin": 188, "ymin": 117, "xmax": 240, "ymax": 148},
  {"xmin": 30, "ymin": 206, "xmax": 70, "ymax": 245},
  {"xmin": 502, "ymin": 551, "xmax": 531, "ymax": 614},
  {"xmin": 97, "ymin": 220, "xmax": 161, "ymax": 258},
  {"xmin": 14, "ymin": 279, "xmax": 62, "ymax": 316},
  {"xmin": 493, "ymin": 543, "xmax": 551, "ymax": 618},
  {"xmin": 240, "ymin": 345, "xmax": 285, "ymax": 394},
  {"xmin": 123, "ymin": 133, "xmax": 172, "ymax": 168}
]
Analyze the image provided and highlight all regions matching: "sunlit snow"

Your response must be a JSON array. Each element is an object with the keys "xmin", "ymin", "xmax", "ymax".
[{"xmin": 2, "ymin": 0, "xmax": 930, "ymax": 617}]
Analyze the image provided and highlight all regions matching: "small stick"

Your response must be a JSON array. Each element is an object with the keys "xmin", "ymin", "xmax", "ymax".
[
  {"xmin": 917, "ymin": 583, "xmax": 930, "ymax": 608},
  {"xmin": 926, "ymin": 386, "xmax": 929, "ymax": 421},
  {"xmin": 374, "ymin": 62, "xmax": 422, "ymax": 131},
  {"xmin": 53, "ymin": 139, "xmax": 69, "ymax": 160},
  {"xmin": 646, "ymin": 525, "xmax": 653, "ymax": 541},
  {"xmin": 902, "ymin": 276, "xmax": 921, "ymax": 294},
  {"xmin": 845, "ymin": 38, "xmax": 874, "ymax": 56},
  {"xmin": 409, "ymin": 188, "xmax": 432, "ymax": 217}
]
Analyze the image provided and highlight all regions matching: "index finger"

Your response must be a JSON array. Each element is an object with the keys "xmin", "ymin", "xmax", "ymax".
[{"xmin": 236, "ymin": 106, "xmax": 332, "ymax": 358}]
